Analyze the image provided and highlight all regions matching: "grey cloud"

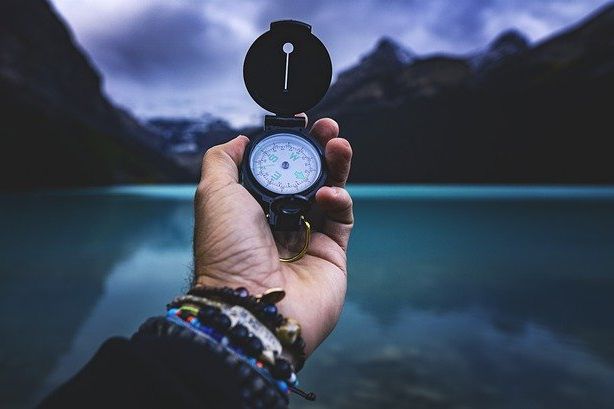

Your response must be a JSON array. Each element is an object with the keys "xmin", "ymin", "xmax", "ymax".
[
  {"xmin": 84, "ymin": 3, "xmax": 235, "ymax": 84},
  {"xmin": 427, "ymin": 0, "xmax": 491, "ymax": 45},
  {"xmin": 51, "ymin": 0, "xmax": 612, "ymax": 123}
]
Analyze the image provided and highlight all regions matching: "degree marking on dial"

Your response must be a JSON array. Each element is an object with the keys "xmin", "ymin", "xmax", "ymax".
[{"xmin": 250, "ymin": 134, "xmax": 321, "ymax": 194}]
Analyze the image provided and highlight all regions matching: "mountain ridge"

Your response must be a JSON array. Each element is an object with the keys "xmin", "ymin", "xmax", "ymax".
[
  {"xmin": 137, "ymin": 3, "xmax": 614, "ymax": 184},
  {"xmin": 0, "ymin": 0, "xmax": 191, "ymax": 189},
  {"xmin": 305, "ymin": 3, "xmax": 614, "ymax": 183},
  {"xmin": 2, "ymin": 1, "xmax": 613, "ymax": 186}
]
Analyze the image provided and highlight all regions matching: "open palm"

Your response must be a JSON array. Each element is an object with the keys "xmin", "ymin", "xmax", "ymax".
[{"xmin": 193, "ymin": 117, "xmax": 353, "ymax": 360}]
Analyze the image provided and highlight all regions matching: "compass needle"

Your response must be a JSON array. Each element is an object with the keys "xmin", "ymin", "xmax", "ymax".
[{"xmin": 282, "ymin": 42, "xmax": 293, "ymax": 92}]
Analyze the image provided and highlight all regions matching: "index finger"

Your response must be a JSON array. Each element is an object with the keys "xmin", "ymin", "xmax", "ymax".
[
  {"xmin": 309, "ymin": 117, "xmax": 339, "ymax": 147},
  {"xmin": 309, "ymin": 118, "xmax": 352, "ymax": 187}
]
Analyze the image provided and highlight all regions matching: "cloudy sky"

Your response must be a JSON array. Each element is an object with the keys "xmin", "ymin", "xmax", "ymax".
[{"xmin": 50, "ymin": 0, "xmax": 610, "ymax": 126}]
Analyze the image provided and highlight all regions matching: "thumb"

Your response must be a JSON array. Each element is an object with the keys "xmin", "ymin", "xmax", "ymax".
[{"xmin": 200, "ymin": 135, "xmax": 250, "ymax": 186}]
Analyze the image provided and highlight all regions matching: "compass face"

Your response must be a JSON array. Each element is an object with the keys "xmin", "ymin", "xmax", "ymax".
[{"xmin": 249, "ymin": 133, "xmax": 322, "ymax": 194}]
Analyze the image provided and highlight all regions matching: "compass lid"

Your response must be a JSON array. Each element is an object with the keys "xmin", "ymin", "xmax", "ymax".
[{"xmin": 243, "ymin": 20, "xmax": 332, "ymax": 116}]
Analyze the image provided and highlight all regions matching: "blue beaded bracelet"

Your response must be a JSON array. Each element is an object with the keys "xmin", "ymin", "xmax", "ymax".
[
  {"xmin": 167, "ymin": 308, "xmax": 296, "ymax": 396},
  {"xmin": 167, "ymin": 293, "xmax": 315, "ymax": 401}
]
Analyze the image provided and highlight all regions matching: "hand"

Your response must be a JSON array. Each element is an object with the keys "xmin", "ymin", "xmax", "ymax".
[{"xmin": 193, "ymin": 117, "xmax": 353, "ymax": 361}]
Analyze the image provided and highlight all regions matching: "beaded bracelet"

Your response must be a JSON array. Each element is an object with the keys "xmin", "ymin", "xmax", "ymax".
[
  {"xmin": 167, "ymin": 293, "xmax": 315, "ymax": 401},
  {"xmin": 167, "ymin": 306, "xmax": 298, "ymax": 395},
  {"xmin": 186, "ymin": 286, "xmax": 307, "ymax": 370},
  {"xmin": 169, "ymin": 296, "xmax": 282, "ymax": 359}
]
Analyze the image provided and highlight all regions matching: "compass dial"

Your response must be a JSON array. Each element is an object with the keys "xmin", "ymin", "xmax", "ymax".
[{"xmin": 249, "ymin": 133, "xmax": 322, "ymax": 194}]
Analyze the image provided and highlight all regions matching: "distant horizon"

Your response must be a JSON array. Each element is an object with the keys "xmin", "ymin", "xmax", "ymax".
[{"xmin": 50, "ymin": 0, "xmax": 612, "ymax": 127}]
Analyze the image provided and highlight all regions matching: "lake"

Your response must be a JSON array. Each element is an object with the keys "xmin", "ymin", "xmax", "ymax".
[{"xmin": 2, "ymin": 185, "xmax": 614, "ymax": 409}]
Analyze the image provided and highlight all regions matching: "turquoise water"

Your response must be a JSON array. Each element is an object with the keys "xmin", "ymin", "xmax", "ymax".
[{"xmin": 2, "ymin": 185, "xmax": 614, "ymax": 408}]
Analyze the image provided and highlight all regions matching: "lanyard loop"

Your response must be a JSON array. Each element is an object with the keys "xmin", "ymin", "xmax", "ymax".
[
  {"xmin": 278, "ymin": 216, "xmax": 311, "ymax": 263},
  {"xmin": 267, "ymin": 195, "xmax": 311, "ymax": 262},
  {"xmin": 268, "ymin": 195, "xmax": 309, "ymax": 231}
]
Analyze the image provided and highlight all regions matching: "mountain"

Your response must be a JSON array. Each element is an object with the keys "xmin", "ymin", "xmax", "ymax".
[
  {"xmin": 0, "ymin": 0, "xmax": 190, "ymax": 189},
  {"xmin": 309, "ymin": 4, "xmax": 614, "ymax": 183},
  {"xmin": 4, "ymin": 1, "xmax": 613, "ymax": 187},
  {"xmin": 146, "ymin": 115, "xmax": 236, "ymax": 175},
  {"xmin": 325, "ymin": 37, "xmax": 415, "ymax": 104},
  {"xmin": 470, "ymin": 29, "xmax": 530, "ymax": 72},
  {"xmin": 147, "ymin": 114, "xmax": 235, "ymax": 155}
]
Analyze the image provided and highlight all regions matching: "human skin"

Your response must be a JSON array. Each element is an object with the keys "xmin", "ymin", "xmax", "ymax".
[{"xmin": 193, "ymin": 116, "xmax": 353, "ymax": 362}]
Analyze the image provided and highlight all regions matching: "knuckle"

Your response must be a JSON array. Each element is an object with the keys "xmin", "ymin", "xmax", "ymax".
[
  {"xmin": 330, "ymin": 175, "xmax": 345, "ymax": 187},
  {"xmin": 196, "ymin": 180, "xmax": 208, "ymax": 196},
  {"xmin": 203, "ymin": 146, "xmax": 224, "ymax": 164}
]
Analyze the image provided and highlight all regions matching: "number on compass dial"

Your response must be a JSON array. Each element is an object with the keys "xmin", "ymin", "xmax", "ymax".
[{"xmin": 249, "ymin": 133, "xmax": 322, "ymax": 194}]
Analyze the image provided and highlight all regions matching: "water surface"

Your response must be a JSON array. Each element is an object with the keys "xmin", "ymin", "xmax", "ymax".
[{"xmin": 1, "ymin": 185, "xmax": 614, "ymax": 409}]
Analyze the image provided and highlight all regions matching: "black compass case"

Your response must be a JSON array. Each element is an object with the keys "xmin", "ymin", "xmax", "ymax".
[{"xmin": 241, "ymin": 20, "xmax": 333, "ymax": 231}]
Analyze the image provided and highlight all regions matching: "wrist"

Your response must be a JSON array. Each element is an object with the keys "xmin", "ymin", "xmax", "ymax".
[
  {"xmin": 192, "ymin": 275, "xmax": 319, "ymax": 368},
  {"xmin": 184, "ymin": 285, "xmax": 307, "ymax": 370},
  {"xmin": 194, "ymin": 274, "xmax": 271, "ymax": 298},
  {"xmin": 165, "ymin": 288, "xmax": 316, "ymax": 400}
]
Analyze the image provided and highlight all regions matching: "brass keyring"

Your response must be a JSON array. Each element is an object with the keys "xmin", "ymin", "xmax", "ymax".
[{"xmin": 279, "ymin": 216, "xmax": 311, "ymax": 263}]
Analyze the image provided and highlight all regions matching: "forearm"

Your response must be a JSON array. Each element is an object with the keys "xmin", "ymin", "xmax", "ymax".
[
  {"xmin": 38, "ymin": 316, "xmax": 289, "ymax": 409},
  {"xmin": 38, "ymin": 282, "xmax": 317, "ymax": 408}
]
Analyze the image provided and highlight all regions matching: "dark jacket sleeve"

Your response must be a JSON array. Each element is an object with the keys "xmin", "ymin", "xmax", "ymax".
[{"xmin": 37, "ymin": 317, "xmax": 288, "ymax": 409}]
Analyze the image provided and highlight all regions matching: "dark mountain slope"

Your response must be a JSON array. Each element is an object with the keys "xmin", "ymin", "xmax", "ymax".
[
  {"xmin": 310, "ymin": 4, "xmax": 614, "ymax": 183},
  {"xmin": 0, "ymin": 0, "xmax": 190, "ymax": 189}
]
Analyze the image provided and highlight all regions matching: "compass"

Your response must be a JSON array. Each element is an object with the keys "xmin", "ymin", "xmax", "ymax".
[
  {"xmin": 249, "ymin": 132, "xmax": 322, "ymax": 195},
  {"xmin": 241, "ymin": 20, "xmax": 332, "ymax": 233}
]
